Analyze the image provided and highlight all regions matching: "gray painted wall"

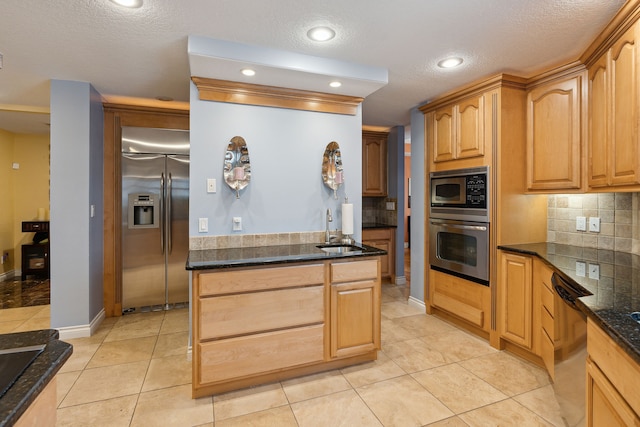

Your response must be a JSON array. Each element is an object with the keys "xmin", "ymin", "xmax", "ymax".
[
  {"xmin": 189, "ymin": 83, "xmax": 364, "ymax": 240},
  {"xmin": 409, "ymin": 108, "xmax": 425, "ymax": 302},
  {"xmin": 50, "ymin": 80, "xmax": 104, "ymax": 329}
]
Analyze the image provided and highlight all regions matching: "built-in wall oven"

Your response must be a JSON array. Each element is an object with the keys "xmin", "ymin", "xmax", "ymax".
[{"xmin": 429, "ymin": 166, "xmax": 490, "ymax": 285}]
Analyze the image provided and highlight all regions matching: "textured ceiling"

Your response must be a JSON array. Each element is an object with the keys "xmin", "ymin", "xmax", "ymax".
[{"xmin": 0, "ymin": 0, "xmax": 627, "ymax": 134}]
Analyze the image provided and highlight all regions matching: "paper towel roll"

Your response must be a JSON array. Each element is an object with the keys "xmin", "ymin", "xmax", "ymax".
[{"xmin": 342, "ymin": 203, "xmax": 354, "ymax": 235}]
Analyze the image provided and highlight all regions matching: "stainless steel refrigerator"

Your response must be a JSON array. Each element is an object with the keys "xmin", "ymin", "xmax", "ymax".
[{"xmin": 121, "ymin": 126, "xmax": 190, "ymax": 313}]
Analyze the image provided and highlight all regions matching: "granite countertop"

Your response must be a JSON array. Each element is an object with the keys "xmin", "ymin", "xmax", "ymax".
[
  {"xmin": 498, "ymin": 242, "xmax": 640, "ymax": 364},
  {"xmin": 186, "ymin": 242, "xmax": 387, "ymax": 270},
  {"xmin": 362, "ymin": 223, "xmax": 397, "ymax": 229},
  {"xmin": 0, "ymin": 329, "xmax": 73, "ymax": 426}
]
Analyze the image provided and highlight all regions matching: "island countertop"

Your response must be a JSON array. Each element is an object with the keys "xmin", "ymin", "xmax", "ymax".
[
  {"xmin": 0, "ymin": 329, "xmax": 72, "ymax": 426},
  {"xmin": 186, "ymin": 242, "xmax": 387, "ymax": 271},
  {"xmin": 498, "ymin": 242, "xmax": 640, "ymax": 365}
]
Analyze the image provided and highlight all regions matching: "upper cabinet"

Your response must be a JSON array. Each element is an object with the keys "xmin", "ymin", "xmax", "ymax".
[
  {"xmin": 362, "ymin": 130, "xmax": 388, "ymax": 197},
  {"xmin": 430, "ymin": 94, "xmax": 486, "ymax": 164},
  {"xmin": 587, "ymin": 20, "xmax": 640, "ymax": 189},
  {"xmin": 526, "ymin": 69, "xmax": 585, "ymax": 192}
]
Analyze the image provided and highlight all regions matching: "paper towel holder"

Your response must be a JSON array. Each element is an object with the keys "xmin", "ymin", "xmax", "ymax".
[
  {"xmin": 224, "ymin": 136, "xmax": 251, "ymax": 199},
  {"xmin": 322, "ymin": 141, "xmax": 343, "ymax": 199},
  {"xmin": 341, "ymin": 196, "xmax": 354, "ymax": 245}
]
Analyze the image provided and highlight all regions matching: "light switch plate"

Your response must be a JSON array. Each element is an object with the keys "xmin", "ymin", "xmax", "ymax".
[
  {"xmin": 386, "ymin": 202, "xmax": 395, "ymax": 211},
  {"xmin": 576, "ymin": 216, "xmax": 587, "ymax": 231},
  {"xmin": 576, "ymin": 261, "xmax": 586, "ymax": 277},
  {"xmin": 589, "ymin": 217, "xmax": 600, "ymax": 233},
  {"xmin": 198, "ymin": 218, "xmax": 208, "ymax": 233},
  {"xmin": 207, "ymin": 178, "xmax": 216, "ymax": 193},
  {"xmin": 588, "ymin": 263, "xmax": 600, "ymax": 280}
]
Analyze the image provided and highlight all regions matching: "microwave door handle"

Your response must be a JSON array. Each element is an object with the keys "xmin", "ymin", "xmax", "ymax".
[{"xmin": 430, "ymin": 221, "xmax": 487, "ymax": 232}]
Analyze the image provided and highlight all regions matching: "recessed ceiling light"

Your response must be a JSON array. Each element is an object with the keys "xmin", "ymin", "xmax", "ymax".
[
  {"xmin": 329, "ymin": 81, "xmax": 342, "ymax": 88},
  {"xmin": 307, "ymin": 27, "xmax": 336, "ymax": 42},
  {"xmin": 241, "ymin": 68, "xmax": 256, "ymax": 77},
  {"xmin": 437, "ymin": 57, "xmax": 463, "ymax": 68},
  {"xmin": 110, "ymin": 0, "xmax": 143, "ymax": 8}
]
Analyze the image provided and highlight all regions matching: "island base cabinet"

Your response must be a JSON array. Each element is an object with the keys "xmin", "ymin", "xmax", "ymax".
[
  {"xmin": 330, "ymin": 281, "xmax": 379, "ymax": 358},
  {"xmin": 586, "ymin": 358, "xmax": 640, "ymax": 427},
  {"xmin": 198, "ymin": 325, "xmax": 324, "ymax": 385}
]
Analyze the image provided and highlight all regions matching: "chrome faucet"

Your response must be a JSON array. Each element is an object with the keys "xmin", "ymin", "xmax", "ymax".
[{"xmin": 325, "ymin": 208, "xmax": 338, "ymax": 244}]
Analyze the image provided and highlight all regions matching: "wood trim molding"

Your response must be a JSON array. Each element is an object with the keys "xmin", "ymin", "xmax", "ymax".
[
  {"xmin": 418, "ymin": 74, "xmax": 527, "ymax": 113},
  {"xmin": 191, "ymin": 77, "xmax": 363, "ymax": 115}
]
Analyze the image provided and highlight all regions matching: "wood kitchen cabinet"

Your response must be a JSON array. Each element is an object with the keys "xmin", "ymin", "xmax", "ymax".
[
  {"xmin": 588, "ymin": 21, "xmax": 640, "ymax": 189},
  {"xmin": 526, "ymin": 70, "xmax": 584, "ymax": 192},
  {"xmin": 191, "ymin": 258, "xmax": 381, "ymax": 397},
  {"xmin": 586, "ymin": 318, "xmax": 640, "ymax": 426},
  {"xmin": 329, "ymin": 259, "xmax": 381, "ymax": 359},
  {"xmin": 429, "ymin": 94, "xmax": 486, "ymax": 164},
  {"xmin": 362, "ymin": 130, "xmax": 388, "ymax": 196},
  {"xmin": 499, "ymin": 251, "xmax": 535, "ymax": 351},
  {"xmin": 362, "ymin": 227, "xmax": 395, "ymax": 283}
]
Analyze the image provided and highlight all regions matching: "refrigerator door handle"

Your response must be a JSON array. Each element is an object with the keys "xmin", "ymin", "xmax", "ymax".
[
  {"xmin": 160, "ymin": 173, "xmax": 165, "ymax": 254},
  {"xmin": 167, "ymin": 172, "xmax": 173, "ymax": 254}
]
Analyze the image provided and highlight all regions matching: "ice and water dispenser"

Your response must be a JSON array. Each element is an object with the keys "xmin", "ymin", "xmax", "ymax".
[{"xmin": 128, "ymin": 193, "xmax": 159, "ymax": 229}]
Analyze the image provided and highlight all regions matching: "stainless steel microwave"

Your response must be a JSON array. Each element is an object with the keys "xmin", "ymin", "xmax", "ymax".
[{"xmin": 429, "ymin": 166, "xmax": 489, "ymax": 222}]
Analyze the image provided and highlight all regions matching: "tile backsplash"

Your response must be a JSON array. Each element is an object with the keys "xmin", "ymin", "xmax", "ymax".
[
  {"xmin": 363, "ymin": 197, "xmax": 398, "ymax": 225},
  {"xmin": 547, "ymin": 193, "xmax": 640, "ymax": 254}
]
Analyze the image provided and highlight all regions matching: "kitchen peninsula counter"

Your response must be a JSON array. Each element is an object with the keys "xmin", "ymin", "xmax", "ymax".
[
  {"xmin": 186, "ymin": 242, "xmax": 386, "ymax": 270},
  {"xmin": 498, "ymin": 242, "xmax": 640, "ymax": 364},
  {"xmin": 0, "ymin": 329, "xmax": 72, "ymax": 426}
]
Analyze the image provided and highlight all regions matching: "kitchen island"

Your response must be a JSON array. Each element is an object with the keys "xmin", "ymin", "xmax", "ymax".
[
  {"xmin": 186, "ymin": 242, "xmax": 386, "ymax": 397},
  {"xmin": 0, "ymin": 329, "xmax": 72, "ymax": 427}
]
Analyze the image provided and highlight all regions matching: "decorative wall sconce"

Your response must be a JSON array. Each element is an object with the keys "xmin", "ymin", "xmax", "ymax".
[
  {"xmin": 224, "ymin": 136, "xmax": 251, "ymax": 198},
  {"xmin": 322, "ymin": 141, "xmax": 343, "ymax": 199}
]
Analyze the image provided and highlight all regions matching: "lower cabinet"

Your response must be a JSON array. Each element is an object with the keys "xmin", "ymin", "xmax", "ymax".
[
  {"xmin": 499, "ymin": 252, "xmax": 534, "ymax": 349},
  {"xmin": 586, "ymin": 318, "xmax": 640, "ymax": 426},
  {"xmin": 330, "ymin": 259, "xmax": 381, "ymax": 358},
  {"xmin": 192, "ymin": 258, "xmax": 381, "ymax": 397},
  {"xmin": 362, "ymin": 228, "xmax": 395, "ymax": 283}
]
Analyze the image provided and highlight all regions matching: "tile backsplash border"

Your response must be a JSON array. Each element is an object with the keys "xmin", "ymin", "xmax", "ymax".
[
  {"xmin": 189, "ymin": 231, "xmax": 328, "ymax": 250},
  {"xmin": 547, "ymin": 193, "xmax": 639, "ymax": 254}
]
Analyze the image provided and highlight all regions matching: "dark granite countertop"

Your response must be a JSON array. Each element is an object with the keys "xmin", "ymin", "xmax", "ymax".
[
  {"xmin": 498, "ymin": 242, "xmax": 640, "ymax": 364},
  {"xmin": 186, "ymin": 242, "xmax": 387, "ymax": 270},
  {"xmin": 362, "ymin": 223, "xmax": 397, "ymax": 229},
  {"xmin": 0, "ymin": 329, "xmax": 73, "ymax": 426}
]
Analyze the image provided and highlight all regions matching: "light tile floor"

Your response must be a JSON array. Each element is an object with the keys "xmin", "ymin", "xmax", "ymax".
[{"xmin": 0, "ymin": 283, "xmax": 567, "ymax": 427}]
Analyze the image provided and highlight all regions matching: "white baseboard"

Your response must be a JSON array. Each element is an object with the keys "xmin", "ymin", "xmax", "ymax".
[
  {"xmin": 408, "ymin": 296, "xmax": 426, "ymax": 312},
  {"xmin": 395, "ymin": 276, "xmax": 407, "ymax": 286},
  {"xmin": 57, "ymin": 309, "xmax": 105, "ymax": 340},
  {"xmin": 0, "ymin": 270, "xmax": 15, "ymax": 282}
]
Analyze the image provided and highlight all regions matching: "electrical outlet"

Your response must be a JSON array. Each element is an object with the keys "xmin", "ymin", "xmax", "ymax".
[
  {"xmin": 589, "ymin": 217, "xmax": 600, "ymax": 233},
  {"xmin": 207, "ymin": 178, "xmax": 216, "ymax": 193},
  {"xmin": 386, "ymin": 201, "xmax": 395, "ymax": 211},
  {"xmin": 588, "ymin": 263, "xmax": 600, "ymax": 280},
  {"xmin": 233, "ymin": 217, "xmax": 242, "ymax": 231},
  {"xmin": 198, "ymin": 218, "xmax": 208, "ymax": 233},
  {"xmin": 576, "ymin": 261, "xmax": 586, "ymax": 277},
  {"xmin": 576, "ymin": 216, "xmax": 587, "ymax": 231}
]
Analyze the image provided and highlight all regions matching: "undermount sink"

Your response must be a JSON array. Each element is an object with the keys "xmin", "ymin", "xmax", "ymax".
[{"xmin": 317, "ymin": 244, "xmax": 363, "ymax": 254}]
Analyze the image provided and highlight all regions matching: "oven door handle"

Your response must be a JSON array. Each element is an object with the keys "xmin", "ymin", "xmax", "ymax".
[{"xmin": 430, "ymin": 221, "xmax": 487, "ymax": 232}]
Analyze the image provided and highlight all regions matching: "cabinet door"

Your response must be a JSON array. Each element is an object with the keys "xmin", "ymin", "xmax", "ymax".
[
  {"xmin": 500, "ymin": 252, "xmax": 533, "ymax": 349},
  {"xmin": 586, "ymin": 358, "xmax": 640, "ymax": 427},
  {"xmin": 527, "ymin": 75, "xmax": 582, "ymax": 190},
  {"xmin": 433, "ymin": 105, "xmax": 455, "ymax": 162},
  {"xmin": 362, "ymin": 131, "xmax": 388, "ymax": 196},
  {"xmin": 609, "ymin": 24, "xmax": 640, "ymax": 186},
  {"xmin": 330, "ymin": 280, "xmax": 380, "ymax": 358},
  {"xmin": 456, "ymin": 95, "xmax": 485, "ymax": 159}
]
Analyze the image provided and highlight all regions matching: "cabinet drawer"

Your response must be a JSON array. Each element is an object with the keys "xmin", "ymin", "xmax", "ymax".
[
  {"xmin": 362, "ymin": 228, "xmax": 391, "ymax": 240},
  {"xmin": 199, "ymin": 286, "xmax": 324, "ymax": 340},
  {"xmin": 198, "ymin": 325, "xmax": 324, "ymax": 384},
  {"xmin": 541, "ymin": 325, "xmax": 555, "ymax": 381},
  {"xmin": 331, "ymin": 259, "xmax": 378, "ymax": 283},
  {"xmin": 540, "ymin": 282, "xmax": 554, "ymax": 316},
  {"xmin": 198, "ymin": 263, "xmax": 324, "ymax": 296}
]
